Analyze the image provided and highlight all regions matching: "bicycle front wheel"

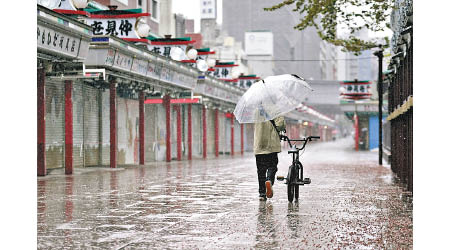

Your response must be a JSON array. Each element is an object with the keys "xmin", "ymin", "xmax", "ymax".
[{"xmin": 287, "ymin": 184, "xmax": 294, "ymax": 202}]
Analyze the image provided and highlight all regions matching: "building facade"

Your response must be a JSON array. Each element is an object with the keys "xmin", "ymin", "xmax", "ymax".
[{"xmin": 222, "ymin": 0, "xmax": 337, "ymax": 80}]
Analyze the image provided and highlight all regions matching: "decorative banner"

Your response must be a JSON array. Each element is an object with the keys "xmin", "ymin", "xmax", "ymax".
[{"xmin": 238, "ymin": 75, "xmax": 260, "ymax": 89}]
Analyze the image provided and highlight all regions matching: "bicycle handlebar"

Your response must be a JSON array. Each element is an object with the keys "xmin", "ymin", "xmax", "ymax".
[{"xmin": 279, "ymin": 135, "xmax": 320, "ymax": 150}]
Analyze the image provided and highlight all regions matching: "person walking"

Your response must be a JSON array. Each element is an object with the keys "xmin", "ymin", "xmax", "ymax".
[{"xmin": 254, "ymin": 116, "xmax": 286, "ymax": 201}]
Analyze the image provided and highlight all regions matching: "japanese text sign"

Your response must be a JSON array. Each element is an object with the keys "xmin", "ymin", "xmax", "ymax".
[{"xmin": 87, "ymin": 18, "xmax": 139, "ymax": 38}]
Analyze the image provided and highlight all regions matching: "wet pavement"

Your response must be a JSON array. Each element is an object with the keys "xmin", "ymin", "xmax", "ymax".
[{"xmin": 37, "ymin": 137, "xmax": 412, "ymax": 249}]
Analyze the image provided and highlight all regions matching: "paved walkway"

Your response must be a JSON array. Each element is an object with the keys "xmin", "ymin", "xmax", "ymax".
[{"xmin": 37, "ymin": 137, "xmax": 412, "ymax": 249}]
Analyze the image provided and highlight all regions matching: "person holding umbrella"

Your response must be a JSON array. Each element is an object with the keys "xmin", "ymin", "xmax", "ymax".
[
  {"xmin": 254, "ymin": 116, "xmax": 286, "ymax": 200},
  {"xmin": 233, "ymin": 74, "xmax": 313, "ymax": 201}
]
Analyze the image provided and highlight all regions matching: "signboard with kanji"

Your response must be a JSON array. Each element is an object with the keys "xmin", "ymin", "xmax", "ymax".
[
  {"xmin": 147, "ymin": 44, "xmax": 187, "ymax": 57},
  {"xmin": 37, "ymin": 6, "xmax": 92, "ymax": 60},
  {"xmin": 207, "ymin": 62, "xmax": 238, "ymax": 80},
  {"xmin": 87, "ymin": 17, "xmax": 140, "ymax": 38},
  {"xmin": 238, "ymin": 76, "xmax": 260, "ymax": 89},
  {"xmin": 340, "ymin": 80, "xmax": 371, "ymax": 100}
]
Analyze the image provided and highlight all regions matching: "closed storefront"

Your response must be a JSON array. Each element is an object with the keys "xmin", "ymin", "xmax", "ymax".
[
  {"xmin": 117, "ymin": 98, "xmax": 139, "ymax": 164},
  {"xmin": 144, "ymin": 104, "xmax": 168, "ymax": 162},
  {"xmin": 45, "ymin": 80, "xmax": 65, "ymax": 169},
  {"xmin": 83, "ymin": 84, "xmax": 100, "ymax": 166}
]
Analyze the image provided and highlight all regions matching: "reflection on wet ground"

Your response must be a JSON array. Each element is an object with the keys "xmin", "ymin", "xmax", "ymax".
[{"xmin": 37, "ymin": 137, "xmax": 412, "ymax": 249}]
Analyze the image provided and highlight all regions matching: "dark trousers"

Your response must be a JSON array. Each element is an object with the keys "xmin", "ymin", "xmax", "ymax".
[{"xmin": 256, "ymin": 153, "xmax": 278, "ymax": 195}]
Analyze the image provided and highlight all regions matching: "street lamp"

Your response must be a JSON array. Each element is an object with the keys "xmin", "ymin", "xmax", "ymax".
[{"xmin": 373, "ymin": 45, "xmax": 384, "ymax": 165}]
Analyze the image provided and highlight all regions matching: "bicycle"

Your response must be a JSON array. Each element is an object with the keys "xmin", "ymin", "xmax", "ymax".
[{"xmin": 276, "ymin": 135, "xmax": 320, "ymax": 202}]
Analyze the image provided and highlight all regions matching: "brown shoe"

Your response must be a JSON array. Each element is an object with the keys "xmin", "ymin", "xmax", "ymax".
[{"xmin": 265, "ymin": 180, "xmax": 273, "ymax": 198}]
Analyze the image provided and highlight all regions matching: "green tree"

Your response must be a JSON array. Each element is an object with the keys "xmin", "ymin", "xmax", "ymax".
[{"xmin": 264, "ymin": 0, "xmax": 393, "ymax": 54}]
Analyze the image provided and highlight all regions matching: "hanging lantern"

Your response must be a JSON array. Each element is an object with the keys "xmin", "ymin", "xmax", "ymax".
[
  {"xmin": 187, "ymin": 49, "xmax": 198, "ymax": 60},
  {"xmin": 136, "ymin": 18, "xmax": 151, "ymax": 38},
  {"xmin": 170, "ymin": 47, "xmax": 188, "ymax": 61},
  {"xmin": 72, "ymin": 0, "xmax": 89, "ymax": 9},
  {"xmin": 196, "ymin": 59, "xmax": 208, "ymax": 72}
]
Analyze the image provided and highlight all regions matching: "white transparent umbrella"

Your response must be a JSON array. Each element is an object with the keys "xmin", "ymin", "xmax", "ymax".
[{"xmin": 233, "ymin": 74, "xmax": 313, "ymax": 123}]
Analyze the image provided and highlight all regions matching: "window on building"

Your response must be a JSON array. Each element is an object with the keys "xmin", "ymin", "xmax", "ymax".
[
  {"xmin": 208, "ymin": 8, "xmax": 212, "ymax": 13},
  {"xmin": 151, "ymin": 0, "xmax": 159, "ymax": 21},
  {"xmin": 203, "ymin": 1, "xmax": 207, "ymax": 5},
  {"xmin": 138, "ymin": 0, "xmax": 142, "ymax": 7}
]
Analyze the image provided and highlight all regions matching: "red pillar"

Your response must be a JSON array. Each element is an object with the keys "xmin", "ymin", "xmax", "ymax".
[
  {"xmin": 163, "ymin": 95, "xmax": 171, "ymax": 162},
  {"xmin": 176, "ymin": 105, "xmax": 182, "ymax": 161},
  {"xmin": 214, "ymin": 109, "xmax": 219, "ymax": 157},
  {"xmin": 354, "ymin": 113, "xmax": 359, "ymax": 151},
  {"xmin": 188, "ymin": 104, "xmax": 192, "ymax": 160},
  {"xmin": 241, "ymin": 124, "xmax": 244, "ymax": 155},
  {"xmin": 139, "ymin": 91, "xmax": 145, "ymax": 165},
  {"xmin": 202, "ymin": 106, "xmax": 207, "ymax": 159},
  {"xmin": 110, "ymin": 81, "xmax": 117, "ymax": 168},
  {"xmin": 230, "ymin": 113, "xmax": 234, "ymax": 156},
  {"xmin": 64, "ymin": 80, "xmax": 73, "ymax": 175},
  {"xmin": 37, "ymin": 68, "xmax": 46, "ymax": 176}
]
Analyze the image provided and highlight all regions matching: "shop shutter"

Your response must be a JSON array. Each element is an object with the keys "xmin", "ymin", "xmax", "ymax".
[
  {"xmin": 234, "ymin": 119, "xmax": 241, "ymax": 154},
  {"xmin": 192, "ymin": 105, "xmax": 202, "ymax": 157},
  {"xmin": 144, "ymin": 103, "xmax": 157, "ymax": 162},
  {"xmin": 117, "ymin": 98, "xmax": 139, "ymax": 164},
  {"xmin": 170, "ymin": 106, "xmax": 177, "ymax": 160},
  {"xmin": 72, "ymin": 81, "xmax": 84, "ymax": 167},
  {"xmin": 182, "ymin": 105, "xmax": 188, "ymax": 157},
  {"xmin": 245, "ymin": 123, "xmax": 254, "ymax": 152},
  {"xmin": 225, "ymin": 116, "xmax": 231, "ymax": 154},
  {"xmin": 45, "ymin": 80, "xmax": 65, "ymax": 169},
  {"xmin": 156, "ymin": 104, "xmax": 167, "ymax": 161},
  {"xmin": 219, "ymin": 111, "xmax": 226, "ymax": 155},
  {"xmin": 83, "ymin": 84, "xmax": 100, "ymax": 166},
  {"xmin": 100, "ymin": 90, "xmax": 110, "ymax": 166},
  {"xmin": 207, "ymin": 109, "xmax": 215, "ymax": 155}
]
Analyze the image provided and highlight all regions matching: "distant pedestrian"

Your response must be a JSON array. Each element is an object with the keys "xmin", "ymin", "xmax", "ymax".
[{"xmin": 254, "ymin": 116, "xmax": 286, "ymax": 201}]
